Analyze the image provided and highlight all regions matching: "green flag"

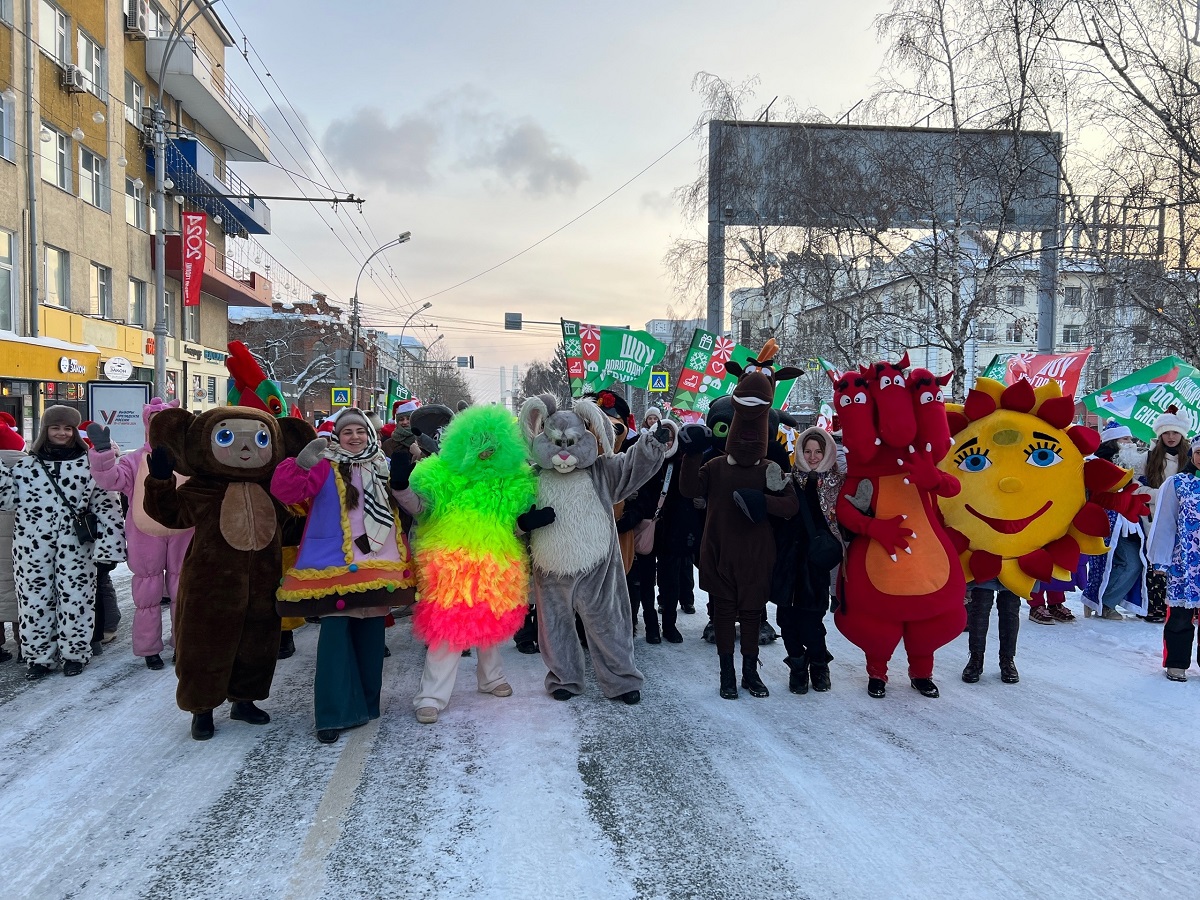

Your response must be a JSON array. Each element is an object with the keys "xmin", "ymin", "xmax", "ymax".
[
  {"xmin": 386, "ymin": 378, "xmax": 412, "ymax": 415},
  {"xmin": 561, "ymin": 320, "xmax": 667, "ymax": 397},
  {"xmin": 1083, "ymin": 356, "xmax": 1200, "ymax": 442},
  {"xmin": 980, "ymin": 353, "xmax": 1015, "ymax": 381},
  {"xmin": 670, "ymin": 329, "xmax": 797, "ymax": 421}
]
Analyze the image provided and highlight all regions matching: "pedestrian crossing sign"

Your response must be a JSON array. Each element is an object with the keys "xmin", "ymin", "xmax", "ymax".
[
  {"xmin": 648, "ymin": 371, "xmax": 669, "ymax": 393},
  {"xmin": 331, "ymin": 387, "xmax": 351, "ymax": 407}
]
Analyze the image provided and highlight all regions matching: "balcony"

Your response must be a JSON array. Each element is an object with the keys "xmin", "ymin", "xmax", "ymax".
[
  {"xmin": 154, "ymin": 138, "xmax": 271, "ymax": 235},
  {"xmin": 145, "ymin": 34, "xmax": 270, "ymax": 162},
  {"xmin": 155, "ymin": 235, "xmax": 272, "ymax": 307}
]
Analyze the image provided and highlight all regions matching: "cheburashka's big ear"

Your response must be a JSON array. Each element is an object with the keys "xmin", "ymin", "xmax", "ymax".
[
  {"xmin": 774, "ymin": 366, "xmax": 805, "ymax": 381},
  {"xmin": 277, "ymin": 417, "xmax": 317, "ymax": 460},
  {"xmin": 726, "ymin": 361, "xmax": 744, "ymax": 379},
  {"xmin": 148, "ymin": 407, "xmax": 197, "ymax": 476},
  {"xmin": 572, "ymin": 399, "xmax": 615, "ymax": 457},
  {"xmin": 518, "ymin": 397, "xmax": 549, "ymax": 445}
]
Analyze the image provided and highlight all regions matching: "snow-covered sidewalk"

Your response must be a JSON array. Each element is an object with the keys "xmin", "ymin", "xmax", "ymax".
[{"xmin": 1, "ymin": 566, "xmax": 1196, "ymax": 900}]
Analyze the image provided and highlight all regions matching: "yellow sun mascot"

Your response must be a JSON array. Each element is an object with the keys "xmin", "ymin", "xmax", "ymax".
[{"xmin": 938, "ymin": 378, "xmax": 1149, "ymax": 599}]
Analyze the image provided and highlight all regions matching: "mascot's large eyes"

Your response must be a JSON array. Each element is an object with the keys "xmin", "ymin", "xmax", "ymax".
[
  {"xmin": 853, "ymin": 392, "xmax": 868, "ymax": 405},
  {"xmin": 268, "ymin": 397, "xmax": 283, "ymax": 414},
  {"xmin": 838, "ymin": 395, "xmax": 851, "ymax": 408},
  {"xmin": 879, "ymin": 375, "xmax": 892, "ymax": 388},
  {"xmin": 711, "ymin": 421, "xmax": 730, "ymax": 438},
  {"xmin": 919, "ymin": 390, "xmax": 935, "ymax": 404},
  {"xmin": 893, "ymin": 374, "xmax": 905, "ymax": 388},
  {"xmin": 255, "ymin": 430, "xmax": 271, "ymax": 448},
  {"xmin": 957, "ymin": 451, "xmax": 992, "ymax": 473},
  {"xmin": 214, "ymin": 428, "xmax": 235, "ymax": 447},
  {"xmin": 1026, "ymin": 444, "xmax": 1062, "ymax": 467}
]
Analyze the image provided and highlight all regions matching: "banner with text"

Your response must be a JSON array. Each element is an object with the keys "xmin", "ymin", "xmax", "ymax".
[
  {"xmin": 1004, "ymin": 348, "xmax": 1092, "ymax": 397},
  {"xmin": 1083, "ymin": 356, "xmax": 1200, "ymax": 443},
  {"xmin": 561, "ymin": 320, "xmax": 666, "ymax": 397},
  {"xmin": 181, "ymin": 212, "xmax": 208, "ymax": 308},
  {"xmin": 670, "ymin": 329, "xmax": 797, "ymax": 422}
]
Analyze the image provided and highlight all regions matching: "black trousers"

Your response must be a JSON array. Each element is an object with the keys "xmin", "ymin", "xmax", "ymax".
[
  {"xmin": 966, "ymin": 588, "xmax": 1020, "ymax": 658},
  {"xmin": 628, "ymin": 554, "xmax": 657, "ymax": 625},
  {"xmin": 656, "ymin": 553, "xmax": 692, "ymax": 616},
  {"xmin": 777, "ymin": 605, "xmax": 832, "ymax": 664},
  {"xmin": 1163, "ymin": 606, "xmax": 1198, "ymax": 670},
  {"xmin": 1146, "ymin": 570, "xmax": 1168, "ymax": 619}
]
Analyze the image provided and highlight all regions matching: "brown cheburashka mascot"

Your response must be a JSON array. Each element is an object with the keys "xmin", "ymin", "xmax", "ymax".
[{"xmin": 144, "ymin": 406, "xmax": 315, "ymax": 740}]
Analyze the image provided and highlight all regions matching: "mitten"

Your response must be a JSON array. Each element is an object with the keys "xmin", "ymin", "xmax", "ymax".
[
  {"xmin": 296, "ymin": 436, "xmax": 330, "ymax": 471},
  {"xmin": 677, "ymin": 424, "xmax": 712, "ymax": 456},
  {"xmin": 1094, "ymin": 484, "xmax": 1151, "ymax": 522},
  {"xmin": 863, "ymin": 514, "xmax": 915, "ymax": 559},
  {"xmin": 517, "ymin": 504, "xmax": 556, "ymax": 532},
  {"xmin": 148, "ymin": 447, "xmax": 174, "ymax": 480},
  {"xmin": 85, "ymin": 423, "xmax": 112, "ymax": 452},
  {"xmin": 389, "ymin": 449, "xmax": 416, "ymax": 490},
  {"xmin": 652, "ymin": 425, "xmax": 673, "ymax": 445}
]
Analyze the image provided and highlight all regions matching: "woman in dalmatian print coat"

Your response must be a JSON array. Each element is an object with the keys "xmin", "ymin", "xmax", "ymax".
[{"xmin": 0, "ymin": 406, "xmax": 124, "ymax": 679}]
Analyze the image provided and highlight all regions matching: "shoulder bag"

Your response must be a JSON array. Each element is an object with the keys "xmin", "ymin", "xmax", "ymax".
[{"xmin": 37, "ymin": 458, "xmax": 101, "ymax": 545}]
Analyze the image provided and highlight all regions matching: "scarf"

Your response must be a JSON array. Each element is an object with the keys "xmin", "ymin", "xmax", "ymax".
[{"xmin": 323, "ymin": 432, "xmax": 394, "ymax": 553}]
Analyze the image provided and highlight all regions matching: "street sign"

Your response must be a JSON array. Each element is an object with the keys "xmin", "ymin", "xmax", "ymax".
[
  {"xmin": 648, "ymin": 370, "xmax": 669, "ymax": 393},
  {"xmin": 331, "ymin": 387, "xmax": 351, "ymax": 407},
  {"xmin": 504, "ymin": 312, "xmax": 523, "ymax": 330}
]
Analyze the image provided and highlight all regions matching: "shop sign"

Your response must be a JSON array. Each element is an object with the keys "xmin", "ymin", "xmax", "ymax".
[
  {"xmin": 182, "ymin": 212, "xmax": 208, "ymax": 307},
  {"xmin": 183, "ymin": 345, "xmax": 203, "ymax": 361},
  {"xmin": 59, "ymin": 357, "xmax": 87, "ymax": 375},
  {"xmin": 145, "ymin": 337, "xmax": 156, "ymax": 355},
  {"xmin": 203, "ymin": 349, "xmax": 227, "ymax": 364},
  {"xmin": 102, "ymin": 357, "xmax": 134, "ymax": 382}
]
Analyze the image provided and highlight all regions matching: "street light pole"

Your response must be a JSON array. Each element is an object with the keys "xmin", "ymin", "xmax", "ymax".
[
  {"xmin": 351, "ymin": 232, "xmax": 412, "ymax": 406},
  {"xmin": 396, "ymin": 301, "xmax": 433, "ymax": 389},
  {"xmin": 152, "ymin": 0, "xmax": 222, "ymax": 399}
]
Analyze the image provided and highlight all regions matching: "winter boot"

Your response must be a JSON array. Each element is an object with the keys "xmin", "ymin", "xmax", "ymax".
[
  {"xmin": 741, "ymin": 655, "xmax": 769, "ymax": 698},
  {"xmin": 785, "ymin": 655, "xmax": 809, "ymax": 694},
  {"xmin": 278, "ymin": 631, "xmax": 296, "ymax": 660},
  {"xmin": 867, "ymin": 678, "xmax": 887, "ymax": 698},
  {"xmin": 644, "ymin": 608, "xmax": 661, "ymax": 644},
  {"xmin": 145, "ymin": 654, "xmax": 165, "ymax": 671},
  {"xmin": 62, "ymin": 660, "xmax": 84, "ymax": 677},
  {"xmin": 229, "ymin": 701, "xmax": 271, "ymax": 725},
  {"xmin": 999, "ymin": 657, "xmax": 1020, "ymax": 684},
  {"xmin": 758, "ymin": 619, "xmax": 778, "ymax": 645},
  {"xmin": 702, "ymin": 620, "xmax": 717, "ymax": 644},
  {"xmin": 719, "ymin": 653, "xmax": 738, "ymax": 699},
  {"xmin": 809, "ymin": 662, "xmax": 832, "ymax": 692},
  {"xmin": 962, "ymin": 652, "xmax": 985, "ymax": 683},
  {"xmin": 910, "ymin": 677, "xmax": 940, "ymax": 698},
  {"xmin": 660, "ymin": 605, "xmax": 683, "ymax": 643},
  {"xmin": 191, "ymin": 710, "xmax": 215, "ymax": 741}
]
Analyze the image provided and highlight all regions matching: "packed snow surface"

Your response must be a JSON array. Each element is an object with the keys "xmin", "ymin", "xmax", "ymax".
[{"xmin": 1, "ymin": 566, "xmax": 1197, "ymax": 899}]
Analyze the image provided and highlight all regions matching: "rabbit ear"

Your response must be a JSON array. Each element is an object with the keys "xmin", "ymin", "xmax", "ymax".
[
  {"xmin": 573, "ymin": 399, "xmax": 615, "ymax": 457},
  {"xmin": 518, "ymin": 397, "xmax": 549, "ymax": 444}
]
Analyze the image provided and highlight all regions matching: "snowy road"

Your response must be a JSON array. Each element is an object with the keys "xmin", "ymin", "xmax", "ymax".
[{"xmin": 1, "ymin": 566, "xmax": 1197, "ymax": 900}]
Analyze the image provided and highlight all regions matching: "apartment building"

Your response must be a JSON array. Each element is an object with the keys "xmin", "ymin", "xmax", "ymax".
[{"xmin": 0, "ymin": 0, "xmax": 271, "ymax": 437}]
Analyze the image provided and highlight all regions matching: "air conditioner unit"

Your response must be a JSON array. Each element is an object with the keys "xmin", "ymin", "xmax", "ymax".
[
  {"xmin": 61, "ymin": 65, "xmax": 87, "ymax": 93},
  {"xmin": 125, "ymin": 0, "xmax": 149, "ymax": 39}
]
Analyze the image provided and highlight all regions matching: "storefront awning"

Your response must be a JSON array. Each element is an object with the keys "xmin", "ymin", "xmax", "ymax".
[{"xmin": 0, "ymin": 332, "xmax": 101, "ymax": 383}]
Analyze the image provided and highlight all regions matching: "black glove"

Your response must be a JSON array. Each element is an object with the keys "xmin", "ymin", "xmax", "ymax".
[
  {"xmin": 390, "ymin": 449, "xmax": 416, "ymax": 490},
  {"xmin": 652, "ymin": 425, "xmax": 673, "ymax": 445},
  {"xmin": 148, "ymin": 447, "xmax": 174, "ymax": 480},
  {"xmin": 733, "ymin": 489, "xmax": 767, "ymax": 524},
  {"xmin": 86, "ymin": 423, "xmax": 112, "ymax": 451},
  {"xmin": 517, "ymin": 504, "xmax": 556, "ymax": 532},
  {"xmin": 677, "ymin": 424, "xmax": 712, "ymax": 456}
]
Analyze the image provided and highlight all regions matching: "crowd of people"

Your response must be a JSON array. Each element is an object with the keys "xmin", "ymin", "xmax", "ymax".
[{"xmin": 0, "ymin": 374, "xmax": 1197, "ymax": 744}]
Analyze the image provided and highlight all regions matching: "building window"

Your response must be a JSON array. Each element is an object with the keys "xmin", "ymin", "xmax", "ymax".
[
  {"xmin": 0, "ymin": 230, "xmax": 14, "ymax": 331},
  {"xmin": 1131, "ymin": 325, "xmax": 1150, "ymax": 345},
  {"xmin": 80, "ymin": 147, "xmax": 107, "ymax": 209},
  {"xmin": 977, "ymin": 323, "xmax": 998, "ymax": 342},
  {"xmin": 38, "ymin": 1, "xmax": 69, "ymax": 64},
  {"xmin": 1097, "ymin": 287, "xmax": 1117, "ymax": 308},
  {"xmin": 89, "ymin": 263, "xmax": 112, "ymax": 317},
  {"xmin": 206, "ymin": 376, "xmax": 217, "ymax": 403},
  {"xmin": 147, "ymin": 2, "xmax": 167, "ymax": 37},
  {"xmin": 125, "ymin": 176, "xmax": 148, "ymax": 229},
  {"xmin": 77, "ymin": 31, "xmax": 104, "ymax": 96},
  {"xmin": 0, "ymin": 90, "xmax": 13, "ymax": 162},
  {"xmin": 1006, "ymin": 285, "xmax": 1025, "ymax": 307},
  {"xmin": 1062, "ymin": 324, "xmax": 1083, "ymax": 344},
  {"xmin": 1064, "ymin": 286, "xmax": 1082, "ymax": 308},
  {"xmin": 1005, "ymin": 321, "xmax": 1024, "ymax": 343},
  {"xmin": 45, "ymin": 245, "xmax": 68, "ymax": 308},
  {"xmin": 124, "ymin": 72, "xmax": 144, "ymax": 127},
  {"xmin": 41, "ymin": 124, "xmax": 70, "ymax": 190},
  {"xmin": 1, "ymin": 0, "xmax": 13, "ymax": 25},
  {"xmin": 128, "ymin": 278, "xmax": 146, "ymax": 325},
  {"xmin": 183, "ymin": 301, "xmax": 200, "ymax": 342}
]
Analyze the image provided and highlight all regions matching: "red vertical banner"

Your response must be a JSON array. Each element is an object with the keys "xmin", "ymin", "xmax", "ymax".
[{"xmin": 181, "ymin": 212, "xmax": 207, "ymax": 307}]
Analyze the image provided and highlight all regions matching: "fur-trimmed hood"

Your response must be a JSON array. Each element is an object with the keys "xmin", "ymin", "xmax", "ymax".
[{"xmin": 794, "ymin": 426, "xmax": 837, "ymax": 474}]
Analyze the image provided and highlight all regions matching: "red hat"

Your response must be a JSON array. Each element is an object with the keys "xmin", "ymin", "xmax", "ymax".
[{"xmin": 0, "ymin": 413, "xmax": 24, "ymax": 451}]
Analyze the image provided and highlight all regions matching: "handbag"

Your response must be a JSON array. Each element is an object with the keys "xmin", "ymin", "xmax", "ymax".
[
  {"xmin": 37, "ymin": 458, "xmax": 101, "ymax": 545},
  {"xmin": 799, "ymin": 476, "xmax": 842, "ymax": 571},
  {"xmin": 634, "ymin": 463, "xmax": 674, "ymax": 556}
]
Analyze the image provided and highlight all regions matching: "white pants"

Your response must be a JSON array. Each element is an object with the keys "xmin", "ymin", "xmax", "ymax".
[{"xmin": 413, "ymin": 643, "xmax": 507, "ymax": 711}]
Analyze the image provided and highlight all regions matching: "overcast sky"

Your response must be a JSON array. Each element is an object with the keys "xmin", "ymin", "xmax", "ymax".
[{"xmin": 224, "ymin": 0, "xmax": 893, "ymax": 401}]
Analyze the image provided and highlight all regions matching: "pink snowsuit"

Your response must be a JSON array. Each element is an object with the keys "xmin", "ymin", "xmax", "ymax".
[{"xmin": 89, "ymin": 408, "xmax": 193, "ymax": 658}]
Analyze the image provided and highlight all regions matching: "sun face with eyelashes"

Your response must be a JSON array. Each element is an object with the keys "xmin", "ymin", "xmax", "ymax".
[{"xmin": 937, "ymin": 378, "xmax": 1131, "ymax": 598}]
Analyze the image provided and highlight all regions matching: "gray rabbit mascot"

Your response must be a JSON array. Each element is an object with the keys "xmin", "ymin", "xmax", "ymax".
[{"xmin": 519, "ymin": 395, "xmax": 669, "ymax": 704}]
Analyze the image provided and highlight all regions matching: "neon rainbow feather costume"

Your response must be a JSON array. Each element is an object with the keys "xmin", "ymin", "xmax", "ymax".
[{"xmin": 408, "ymin": 405, "xmax": 538, "ymax": 652}]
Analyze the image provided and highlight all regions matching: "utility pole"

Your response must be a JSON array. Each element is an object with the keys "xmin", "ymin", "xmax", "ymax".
[
  {"xmin": 22, "ymin": 0, "xmax": 41, "ymax": 436},
  {"xmin": 350, "ymin": 232, "xmax": 412, "ymax": 406}
]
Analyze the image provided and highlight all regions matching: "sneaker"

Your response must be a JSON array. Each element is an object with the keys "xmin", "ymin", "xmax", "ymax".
[
  {"xmin": 316, "ymin": 728, "xmax": 340, "ymax": 744},
  {"xmin": 1046, "ymin": 604, "xmax": 1075, "ymax": 622},
  {"xmin": 1028, "ymin": 606, "xmax": 1056, "ymax": 625},
  {"xmin": 516, "ymin": 639, "xmax": 539, "ymax": 654},
  {"xmin": 1165, "ymin": 668, "xmax": 1188, "ymax": 683},
  {"xmin": 25, "ymin": 663, "xmax": 53, "ymax": 681},
  {"xmin": 62, "ymin": 660, "xmax": 84, "ymax": 677},
  {"xmin": 483, "ymin": 682, "xmax": 513, "ymax": 697},
  {"xmin": 1101, "ymin": 607, "xmax": 1124, "ymax": 620},
  {"xmin": 415, "ymin": 706, "xmax": 439, "ymax": 724}
]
